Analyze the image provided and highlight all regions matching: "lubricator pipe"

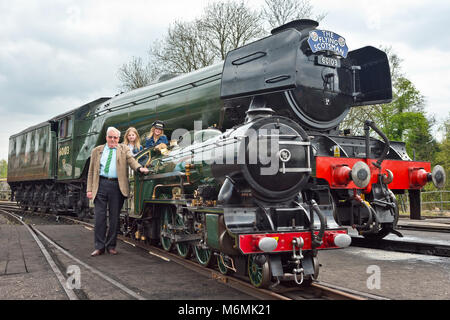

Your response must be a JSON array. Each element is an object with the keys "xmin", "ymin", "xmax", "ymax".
[
  {"xmin": 364, "ymin": 120, "xmax": 390, "ymax": 169},
  {"xmin": 352, "ymin": 195, "xmax": 380, "ymax": 234},
  {"xmin": 360, "ymin": 202, "xmax": 381, "ymax": 236},
  {"xmin": 309, "ymin": 200, "xmax": 327, "ymax": 248}
]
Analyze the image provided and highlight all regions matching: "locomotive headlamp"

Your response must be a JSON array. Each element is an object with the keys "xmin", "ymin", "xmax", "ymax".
[
  {"xmin": 351, "ymin": 161, "xmax": 371, "ymax": 188},
  {"xmin": 258, "ymin": 237, "xmax": 278, "ymax": 252},
  {"xmin": 333, "ymin": 233, "xmax": 351, "ymax": 248}
]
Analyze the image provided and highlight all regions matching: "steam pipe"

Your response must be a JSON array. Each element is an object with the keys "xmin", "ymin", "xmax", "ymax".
[
  {"xmin": 309, "ymin": 199, "xmax": 327, "ymax": 248},
  {"xmin": 352, "ymin": 195, "xmax": 382, "ymax": 234},
  {"xmin": 364, "ymin": 120, "xmax": 390, "ymax": 169},
  {"xmin": 360, "ymin": 203, "xmax": 380, "ymax": 236}
]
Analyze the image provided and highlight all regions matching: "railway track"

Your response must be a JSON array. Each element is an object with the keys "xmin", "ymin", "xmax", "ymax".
[
  {"xmin": 349, "ymin": 217, "xmax": 450, "ymax": 257},
  {"xmin": 61, "ymin": 215, "xmax": 375, "ymax": 300},
  {"xmin": 350, "ymin": 236, "xmax": 450, "ymax": 257},
  {"xmin": 0, "ymin": 207, "xmax": 146, "ymax": 300},
  {"xmin": 397, "ymin": 223, "xmax": 450, "ymax": 233},
  {"xmin": 0, "ymin": 201, "xmax": 385, "ymax": 300}
]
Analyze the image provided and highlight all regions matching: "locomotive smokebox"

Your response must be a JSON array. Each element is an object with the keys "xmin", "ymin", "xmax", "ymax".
[
  {"xmin": 221, "ymin": 19, "xmax": 392, "ymax": 131},
  {"xmin": 213, "ymin": 114, "xmax": 312, "ymax": 202}
]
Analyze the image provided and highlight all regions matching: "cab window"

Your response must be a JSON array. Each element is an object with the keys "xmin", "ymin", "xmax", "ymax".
[
  {"xmin": 67, "ymin": 118, "xmax": 73, "ymax": 137},
  {"xmin": 59, "ymin": 117, "xmax": 73, "ymax": 138}
]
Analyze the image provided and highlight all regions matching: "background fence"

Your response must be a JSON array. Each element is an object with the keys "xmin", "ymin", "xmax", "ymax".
[
  {"xmin": 398, "ymin": 190, "xmax": 450, "ymax": 214},
  {"xmin": 0, "ymin": 179, "xmax": 10, "ymax": 201},
  {"xmin": 0, "ymin": 190, "xmax": 11, "ymax": 201}
]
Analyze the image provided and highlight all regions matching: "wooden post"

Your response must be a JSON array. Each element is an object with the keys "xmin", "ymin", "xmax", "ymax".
[{"xmin": 409, "ymin": 189, "xmax": 421, "ymax": 220}]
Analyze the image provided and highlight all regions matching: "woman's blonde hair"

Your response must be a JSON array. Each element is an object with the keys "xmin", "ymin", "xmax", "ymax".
[
  {"xmin": 147, "ymin": 126, "xmax": 165, "ymax": 140},
  {"xmin": 123, "ymin": 127, "xmax": 142, "ymax": 150}
]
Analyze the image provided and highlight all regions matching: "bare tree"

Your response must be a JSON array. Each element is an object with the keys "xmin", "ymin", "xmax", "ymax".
[
  {"xmin": 262, "ymin": 0, "xmax": 326, "ymax": 29},
  {"xmin": 151, "ymin": 20, "xmax": 216, "ymax": 74},
  {"xmin": 199, "ymin": 0, "xmax": 265, "ymax": 60},
  {"xmin": 151, "ymin": 0, "xmax": 264, "ymax": 74},
  {"xmin": 119, "ymin": 0, "xmax": 319, "ymax": 90},
  {"xmin": 117, "ymin": 56, "xmax": 159, "ymax": 91}
]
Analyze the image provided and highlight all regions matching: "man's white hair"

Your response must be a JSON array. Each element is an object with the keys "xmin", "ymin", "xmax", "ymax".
[{"xmin": 106, "ymin": 126, "xmax": 121, "ymax": 137}]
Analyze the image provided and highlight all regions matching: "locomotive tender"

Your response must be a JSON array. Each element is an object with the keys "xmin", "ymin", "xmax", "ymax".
[{"xmin": 8, "ymin": 20, "xmax": 445, "ymax": 288}]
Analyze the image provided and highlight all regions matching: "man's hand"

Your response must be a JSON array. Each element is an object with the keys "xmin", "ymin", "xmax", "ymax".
[
  {"xmin": 139, "ymin": 167, "xmax": 149, "ymax": 174},
  {"xmin": 155, "ymin": 143, "xmax": 167, "ymax": 151},
  {"xmin": 86, "ymin": 191, "xmax": 93, "ymax": 200}
]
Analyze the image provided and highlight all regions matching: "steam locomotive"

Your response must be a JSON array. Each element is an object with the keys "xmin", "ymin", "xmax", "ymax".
[{"xmin": 8, "ymin": 20, "xmax": 445, "ymax": 288}]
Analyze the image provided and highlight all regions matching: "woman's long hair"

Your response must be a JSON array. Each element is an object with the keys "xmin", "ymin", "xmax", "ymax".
[
  {"xmin": 147, "ymin": 127, "xmax": 165, "ymax": 140},
  {"xmin": 123, "ymin": 127, "xmax": 142, "ymax": 150}
]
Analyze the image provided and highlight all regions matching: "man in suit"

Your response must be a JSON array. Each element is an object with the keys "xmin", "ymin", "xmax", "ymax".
[{"xmin": 86, "ymin": 126, "xmax": 149, "ymax": 256}]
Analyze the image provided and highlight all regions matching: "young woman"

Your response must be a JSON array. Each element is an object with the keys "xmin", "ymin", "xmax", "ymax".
[
  {"xmin": 145, "ymin": 121, "xmax": 169, "ymax": 150},
  {"xmin": 123, "ymin": 127, "xmax": 143, "ymax": 156}
]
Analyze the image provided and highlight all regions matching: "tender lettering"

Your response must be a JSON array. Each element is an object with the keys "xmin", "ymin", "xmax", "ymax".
[{"xmin": 58, "ymin": 146, "xmax": 70, "ymax": 157}]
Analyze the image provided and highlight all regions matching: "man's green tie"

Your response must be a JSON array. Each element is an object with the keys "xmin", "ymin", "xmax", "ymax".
[{"xmin": 104, "ymin": 148, "xmax": 113, "ymax": 174}]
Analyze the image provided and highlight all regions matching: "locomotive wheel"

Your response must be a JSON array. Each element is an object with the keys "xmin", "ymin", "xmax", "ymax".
[
  {"xmin": 194, "ymin": 246, "xmax": 213, "ymax": 267},
  {"xmin": 30, "ymin": 202, "xmax": 38, "ymax": 212},
  {"xmin": 177, "ymin": 243, "xmax": 191, "ymax": 258},
  {"xmin": 248, "ymin": 255, "xmax": 271, "ymax": 288},
  {"xmin": 160, "ymin": 206, "xmax": 173, "ymax": 251},
  {"xmin": 217, "ymin": 253, "xmax": 232, "ymax": 275},
  {"xmin": 174, "ymin": 212, "xmax": 192, "ymax": 259},
  {"xmin": 51, "ymin": 204, "xmax": 61, "ymax": 215},
  {"xmin": 19, "ymin": 201, "xmax": 28, "ymax": 211}
]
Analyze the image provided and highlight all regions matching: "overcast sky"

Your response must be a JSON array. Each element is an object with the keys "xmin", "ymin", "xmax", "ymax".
[{"xmin": 1, "ymin": 0, "xmax": 449, "ymax": 161}]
